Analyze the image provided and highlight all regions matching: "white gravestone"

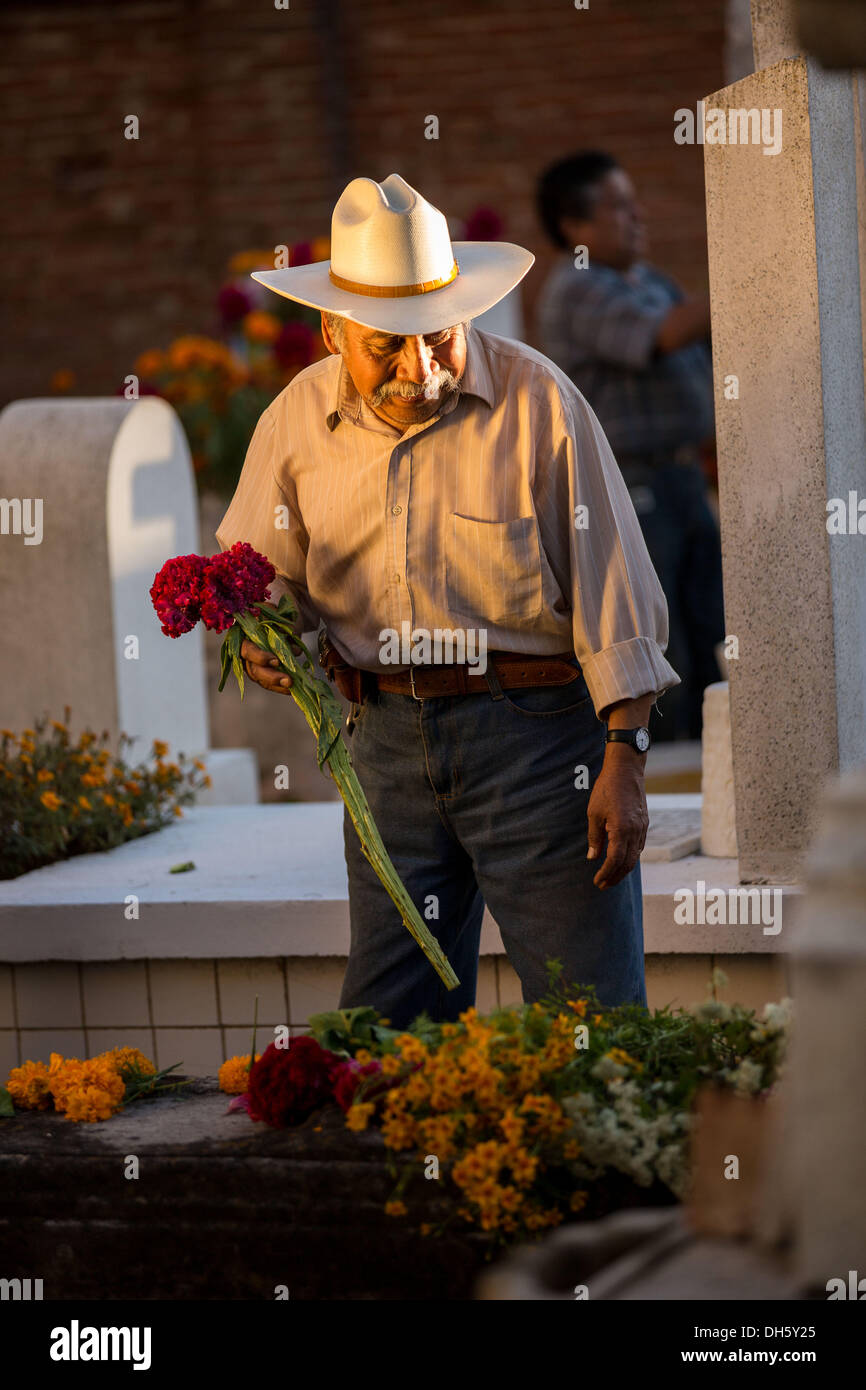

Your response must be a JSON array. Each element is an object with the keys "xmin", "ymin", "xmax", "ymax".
[{"xmin": 0, "ymin": 396, "xmax": 256, "ymax": 802}]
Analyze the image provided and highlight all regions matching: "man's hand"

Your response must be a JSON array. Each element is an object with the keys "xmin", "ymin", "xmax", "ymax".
[
  {"xmin": 240, "ymin": 638, "xmax": 294, "ymax": 695},
  {"xmin": 586, "ymin": 746, "xmax": 649, "ymax": 889}
]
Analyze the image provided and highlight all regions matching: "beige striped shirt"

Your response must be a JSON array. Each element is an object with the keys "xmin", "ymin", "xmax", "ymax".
[{"xmin": 214, "ymin": 326, "xmax": 680, "ymax": 716}]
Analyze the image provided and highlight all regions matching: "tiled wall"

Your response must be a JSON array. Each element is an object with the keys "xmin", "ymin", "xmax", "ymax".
[{"xmin": 0, "ymin": 953, "xmax": 791, "ymax": 1079}]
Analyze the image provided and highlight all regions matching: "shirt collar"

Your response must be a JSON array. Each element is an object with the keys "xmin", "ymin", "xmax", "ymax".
[{"xmin": 326, "ymin": 325, "xmax": 496, "ymax": 432}]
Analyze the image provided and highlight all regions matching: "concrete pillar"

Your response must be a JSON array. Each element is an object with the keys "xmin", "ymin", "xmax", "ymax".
[
  {"xmin": 784, "ymin": 767, "xmax": 866, "ymax": 1290},
  {"xmin": 703, "ymin": 42, "xmax": 866, "ymax": 880}
]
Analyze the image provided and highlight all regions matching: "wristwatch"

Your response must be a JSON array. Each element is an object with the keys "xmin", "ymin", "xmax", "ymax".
[{"xmin": 605, "ymin": 726, "xmax": 651, "ymax": 754}]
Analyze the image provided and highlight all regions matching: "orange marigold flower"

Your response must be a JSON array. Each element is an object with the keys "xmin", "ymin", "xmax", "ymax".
[
  {"xmin": 78, "ymin": 795, "xmax": 92, "ymax": 810},
  {"xmin": 219, "ymin": 1054, "xmax": 260, "ymax": 1094},
  {"xmin": 36, "ymin": 769, "xmax": 54, "ymax": 782},
  {"xmin": 6, "ymin": 1059, "xmax": 52, "ymax": 1110},
  {"xmin": 102, "ymin": 793, "xmax": 115, "ymax": 806},
  {"xmin": 134, "ymin": 348, "xmax": 165, "ymax": 378},
  {"xmin": 40, "ymin": 791, "xmax": 62, "ymax": 811},
  {"xmin": 98, "ymin": 1047, "xmax": 156, "ymax": 1078},
  {"xmin": 152, "ymin": 740, "xmax": 169, "ymax": 759},
  {"xmin": 242, "ymin": 311, "xmax": 281, "ymax": 344},
  {"xmin": 384, "ymin": 1200, "xmax": 407, "ymax": 1218}
]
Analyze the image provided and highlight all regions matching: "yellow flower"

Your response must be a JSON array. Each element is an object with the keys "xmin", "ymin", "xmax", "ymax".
[
  {"xmin": 395, "ymin": 1034, "xmax": 428, "ymax": 1066},
  {"xmin": 607, "ymin": 1047, "xmax": 643, "ymax": 1072},
  {"xmin": 36, "ymin": 769, "xmax": 54, "ymax": 782},
  {"xmin": 40, "ymin": 791, "xmax": 62, "ymax": 811},
  {"xmin": 219, "ymin": 1054, "xmax": 260, "ymax": 1094},
  {"xmin": 569, "ymin": 1190, "xmax": 589, "ymax": 1213},
  {"xmin": 384, "ymin": 1200, "xmax": 407, "ymax": 1218},
  {"xmin": 20, "ymin": 738, "xmax": 35, "ymax": 754},
  {"xmin": 6, "ymin": 1059, "xmax": 52, "ymax": 1110},
  {"xmin": 102, "ymin": 793, "xmax": 115, "ymax": 807},
  {"xmin": 192, "ymin": 759, "xmax": 206, "ymax": 771},
  {"xmin": 81, "ymin": 771, "xmax": 104, "ymax": 787},
  {"xmin": 202, "ymin": 775, "xmax": 212, "ymax": 788},
  {"xmin": 78, "ymin": 795, "xmax": 92, "ymax": 810},
  {"xmin": 50, "ymin": 720, "xmax": 68, "ymax": 734},
  {"xmin": 173, "ymin": 806, "xmax": 183, "ymax": 818},
  {"xmin": 1, "ymin": 728, "xmax": 16, "ymax": 739},
  {"xmin": 346, "ymin": 1102, "xmax": 374, "ymax": 1132},
  {"xmin": 152, "ymin": 740, "xmax": 169, "ymax": 759}
]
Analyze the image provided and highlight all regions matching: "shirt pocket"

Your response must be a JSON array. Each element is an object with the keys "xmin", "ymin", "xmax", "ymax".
[{"xmin": 445, "ymin": 513, "xmax": 544, "ymax": 625}]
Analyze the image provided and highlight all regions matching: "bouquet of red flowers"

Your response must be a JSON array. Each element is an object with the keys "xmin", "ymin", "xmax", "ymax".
[{"xmin": 150, "ymin": 542, "xmax": 458, "ymax": 990}]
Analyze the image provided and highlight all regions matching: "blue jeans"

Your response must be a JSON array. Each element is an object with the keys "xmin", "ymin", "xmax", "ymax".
[{"xmin": 338, "ymin": 662, "xmax": 647, "ymax": 1029}]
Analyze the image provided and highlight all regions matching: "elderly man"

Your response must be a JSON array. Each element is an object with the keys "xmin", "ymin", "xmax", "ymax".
[{"xmin": 216, "ymin": 173, "xmax": 679, "ymax": 1029}]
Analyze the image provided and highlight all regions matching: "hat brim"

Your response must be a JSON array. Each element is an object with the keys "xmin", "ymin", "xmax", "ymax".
[{"xmin": 250, "ymin": 242, "xmax": 535, "ymax": 335}]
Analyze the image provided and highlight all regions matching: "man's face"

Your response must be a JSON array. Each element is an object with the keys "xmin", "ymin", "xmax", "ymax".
[
  {"xmin": 562, "ymin": 167, "xmax": 647, "ymax": 271},
  {"xmin": 321, "ymin": 317, "xmax": 467, "ymax": 430}
]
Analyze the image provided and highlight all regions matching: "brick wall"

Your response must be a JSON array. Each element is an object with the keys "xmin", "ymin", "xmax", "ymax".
[{"xmin": 0, "ymin": 0, "xmax": 726, "ymax": 406}]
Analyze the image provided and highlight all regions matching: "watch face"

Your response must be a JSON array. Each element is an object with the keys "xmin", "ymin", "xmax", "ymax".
[{"xmin": 635, "ymin": 727, "xmax": 650, "ymax": 753}]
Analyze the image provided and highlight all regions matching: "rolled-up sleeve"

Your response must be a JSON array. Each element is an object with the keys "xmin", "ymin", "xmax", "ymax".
[
  {"xmin": 549, "ymin": 387, "xmax": 681, "ymax": 715},
  {"xmin": 214, "ymin": 407, "xmax": 320, "ymax": 635}
]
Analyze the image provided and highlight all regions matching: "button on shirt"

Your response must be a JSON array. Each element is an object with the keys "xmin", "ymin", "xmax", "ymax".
[
  {"xmin": 214, "ymin": 326, "xmax": 680, "ymax": 717},
  {"xmin": 535, "ymin": 257, "xmax": 715, "ymax": 461}
]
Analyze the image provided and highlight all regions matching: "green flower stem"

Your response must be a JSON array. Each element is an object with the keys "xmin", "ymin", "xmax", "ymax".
[{"xmin": 218, "ymin": 598, "xmax": 459, "ymax": 992}]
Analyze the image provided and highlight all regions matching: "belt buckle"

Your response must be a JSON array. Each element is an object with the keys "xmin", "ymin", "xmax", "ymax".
[{"xmin": 409, "ymin": 664, "xmax": 424, "ymax": 701}]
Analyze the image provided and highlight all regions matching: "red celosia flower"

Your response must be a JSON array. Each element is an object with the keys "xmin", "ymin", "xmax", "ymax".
[
  {"xmin": 218, "ymin": 283, "xmax": 253, "ymax": 326},
  {"xmin": 464, "ymin": 206, "xmax": 504, "ymax": 240},
  {"xmin": 199, "ymin": 541, "xmax": 275, "ymax": 633},
  {"xmin": 272, "ymin": 321, "xmax": 315, "ymax": 370},
  {"xmin": 246, "ymin": 1037, "xmax": 342, "ymax": 1127},
  {"xmin": 149, "ymin": 553, "xmax": 208, "ymax": 637},
  {"xmin": 332, "ymin": 1057, "xmax": 387, "ymax": 1112}
]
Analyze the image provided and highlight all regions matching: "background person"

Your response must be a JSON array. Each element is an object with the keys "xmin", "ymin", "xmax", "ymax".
[{"xmin": 535, "ymin": 151, "xmax": 725, "ymax": 741}]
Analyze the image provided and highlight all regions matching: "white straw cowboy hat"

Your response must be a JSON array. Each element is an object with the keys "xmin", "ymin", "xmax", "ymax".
[{"xmin": 251, "ymin": 173, "xmax": 535, "ymax": 336}]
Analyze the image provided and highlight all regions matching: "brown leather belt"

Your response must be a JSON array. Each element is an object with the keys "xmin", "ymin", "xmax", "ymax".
[{"xmin": 318, "ymin": 632, "xmax": 580, "ymax": 702}]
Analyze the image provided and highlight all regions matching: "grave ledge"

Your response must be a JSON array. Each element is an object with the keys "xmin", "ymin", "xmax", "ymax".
[{"xmin": 0, "ymin": 799, "xmax": 800, "ymax": 961}]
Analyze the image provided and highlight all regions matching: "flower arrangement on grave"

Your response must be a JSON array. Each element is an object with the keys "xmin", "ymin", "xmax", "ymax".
[
  {"xmin": 221, "ymin": 967, "xmax": 792, "ymax": 1245},
  {"xmin": 150, "ymin": 542, "xmax": 458, "ymax": 992},
  {"xmin": 108, "ymin": 242, "xmax": 331, "ymax": 496},
  {"xmin": 2, "ymin": 1047, "xmax": 188, "ymax": 1124},
  {"xmin": 0, "ymin": 712, "xmax": 210, "ymax": 880}
]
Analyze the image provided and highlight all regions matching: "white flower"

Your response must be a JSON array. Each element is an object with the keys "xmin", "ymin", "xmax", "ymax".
[
  {"xmin": 728, "ymin": 1057, "xmax": 764, "ymax": 1096},
  {"xmin": 695, "ymin": 999, "xmax": 732, "ymax": 1023},
  {"xmin": 761, "ymin": 998, "xmax": 793, "ymax": 1033}
]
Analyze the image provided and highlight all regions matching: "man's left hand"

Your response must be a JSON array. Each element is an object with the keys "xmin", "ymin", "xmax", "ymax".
[{"xmin": 586, "ymin": 748, "xmax": 649, "ymax": 890}]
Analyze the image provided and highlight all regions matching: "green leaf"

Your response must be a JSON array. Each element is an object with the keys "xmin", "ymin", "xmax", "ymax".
[
  {"xmin": 217, "ymin": 637, "xmax": 233, "ymax": 693},
  {"xmin": 0, "ymin": 1086, "xmax": 14, "ymax": 1117},
  {"xmin": 168, "ymin": 860, "xmax": 196, "ymax": 874}
]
